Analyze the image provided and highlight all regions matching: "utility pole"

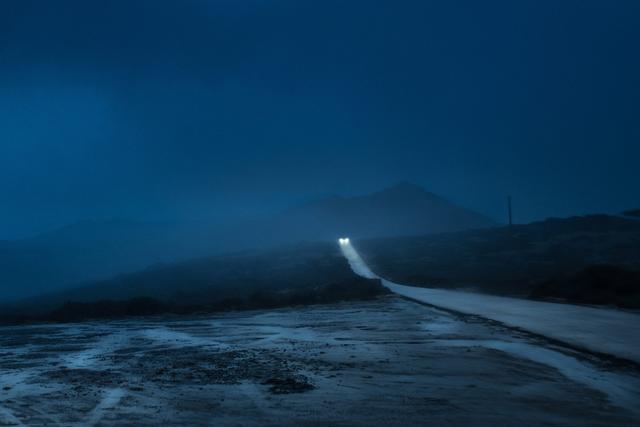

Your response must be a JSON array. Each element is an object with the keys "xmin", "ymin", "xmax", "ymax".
[{"xmin": 507, "ymin": 195, "xmax": 513, "ymax": 226}]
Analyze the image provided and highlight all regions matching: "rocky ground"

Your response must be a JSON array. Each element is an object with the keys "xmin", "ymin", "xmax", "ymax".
[{"xmin": 1, "ymin": 296, "xmax": 639, "ymax": 426}]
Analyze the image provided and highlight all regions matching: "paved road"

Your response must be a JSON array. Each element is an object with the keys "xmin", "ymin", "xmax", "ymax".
[{"xmin": 340, "ymin": 240, "xmax": 640, "ymax": 364}]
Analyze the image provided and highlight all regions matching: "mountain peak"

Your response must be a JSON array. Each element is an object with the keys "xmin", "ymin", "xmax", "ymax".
[
  {"xmin": 388, "ymin": 181, "xmax": 424, "ymax": 191},
  {"xmin": 276, "ymin": 182, "xmax": 495, "ymax": 241},
  {"xmin": 369, "ymin": 182, "xmax": 442, "ymax": 203},
  {"xmin": 378, "ymin": 181, "xmax": 433, "ymax": 195}
]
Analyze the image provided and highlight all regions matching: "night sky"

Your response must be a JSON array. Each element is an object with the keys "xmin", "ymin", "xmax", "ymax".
[{"xmin": 1, "ymin": 0, "xmax": 639, "ymax": 239}]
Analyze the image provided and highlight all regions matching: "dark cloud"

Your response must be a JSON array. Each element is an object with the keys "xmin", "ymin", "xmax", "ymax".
[{"xmin": 1, "ymin": 0, "xmax": 639, "ymax": 238}]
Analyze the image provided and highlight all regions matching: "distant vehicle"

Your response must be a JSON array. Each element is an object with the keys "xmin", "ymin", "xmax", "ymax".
[{"xmin": 339, "ymin": 238, "xmax": 350, "ymax": 245}]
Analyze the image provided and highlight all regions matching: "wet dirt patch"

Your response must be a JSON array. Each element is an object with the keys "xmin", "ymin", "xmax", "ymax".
[
  {"xmin": 262, "ymin": 376, "xmax": 315, "ymax": 394},
  {"xmin": 131, "ymin": 347, "xmax": 314, "ymax": 387},
  {"xmin": 1, "ymin": 298, "xmax": 639, "ymax": 426},
  {"xmin": 44, "ymin": 367, "xmax": 124, "ymax": 388}
]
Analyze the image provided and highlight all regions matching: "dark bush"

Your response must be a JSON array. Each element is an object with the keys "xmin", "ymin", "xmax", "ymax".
[
  {"xmin": 49, "ymin": 297, "xmax": 168, "ymax": 322},
  {"xmin": 530, "ymin": 264, "xmax": 640, "ymax": 309},
  {"xmin": 30, "ymin": 277, "xmax": 388, "ymax": 324},
  {"xmin": 622, "ymin": 209, "xmax": 640, "ymax": 218}
]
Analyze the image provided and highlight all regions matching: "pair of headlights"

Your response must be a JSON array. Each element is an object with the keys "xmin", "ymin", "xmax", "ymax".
[{"xmin": 338, "ymin": 238, "xmax": 350, "ymax": 245}]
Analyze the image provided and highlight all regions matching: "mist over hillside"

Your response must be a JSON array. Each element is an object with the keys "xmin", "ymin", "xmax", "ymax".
[{"xmin": 0, "ymin": 183, "xmax": 494, "ymax": 300}]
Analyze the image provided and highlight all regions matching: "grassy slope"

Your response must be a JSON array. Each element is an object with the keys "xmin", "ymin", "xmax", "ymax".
[
  {"xmin": 356, "ymin": 215, "xmax": 640, "ymax": 306},
  {"xmin": 1, "ymin": 241, "xmax": 388, "ymax": 323}
]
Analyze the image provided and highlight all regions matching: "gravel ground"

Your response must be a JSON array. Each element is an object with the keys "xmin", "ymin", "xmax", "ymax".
[{"xmin": 1, "ymin": 296, "xmax": 639, "ymax": 426}]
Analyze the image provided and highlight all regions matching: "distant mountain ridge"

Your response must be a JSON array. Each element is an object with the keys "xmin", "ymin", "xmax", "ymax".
[
  {"xmin": 261, "ymin": 182, "xmax": 495, "ymax": 242},
  {"xmin": 0, "ymin": 183, "xmax": 495, "ymax": 300}
]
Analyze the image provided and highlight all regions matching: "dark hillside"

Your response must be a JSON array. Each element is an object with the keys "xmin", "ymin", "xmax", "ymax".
[
  {"xmin": 356, "ymin": 214, "xmax": 640, "ymax": 307},
  {"xmin": 2, "ymin": 241, "xmax": 389, "ymax": 322}
]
